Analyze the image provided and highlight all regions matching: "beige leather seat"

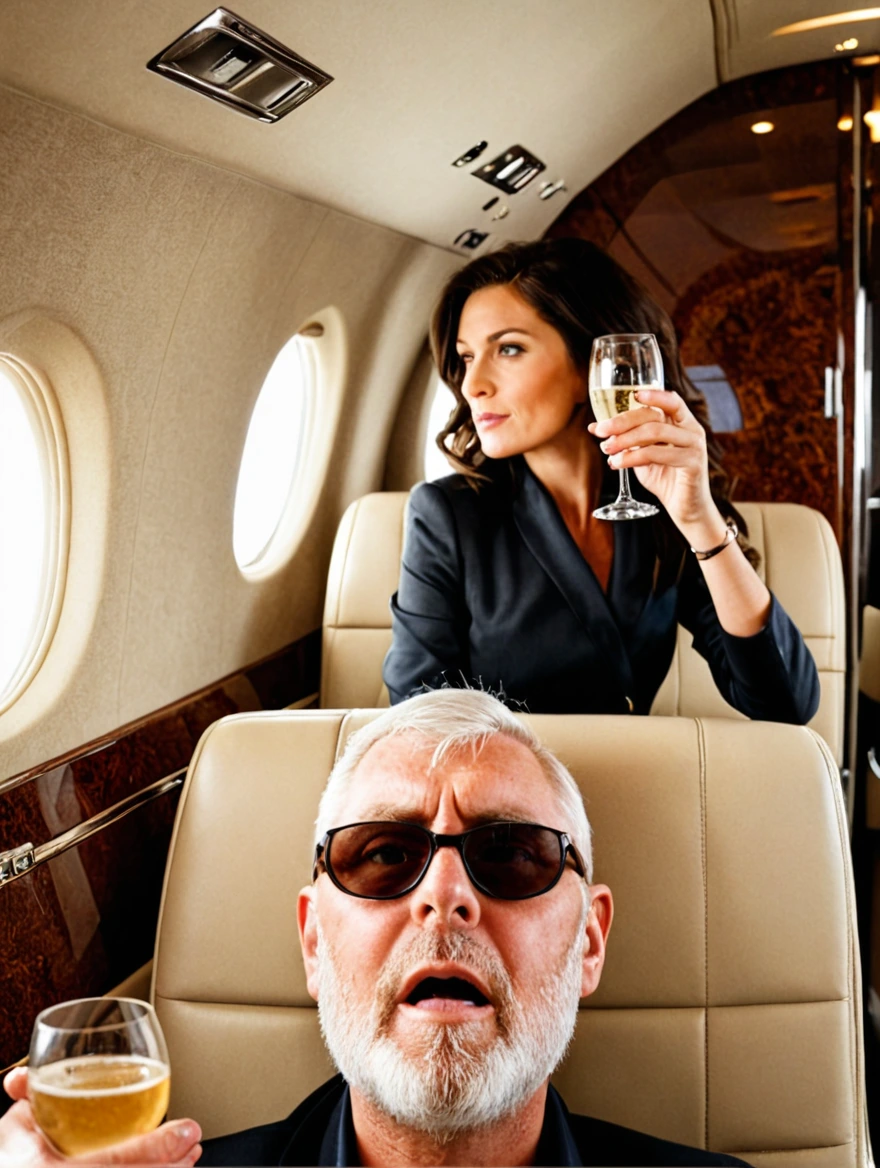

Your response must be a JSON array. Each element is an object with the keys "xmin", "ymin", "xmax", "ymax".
[
  {"xmin": 152, "ymin": 710, "xmax": 868, "ymax": 1166},
  {"xmin": 321, "ymin": 493, "xmax": 846, "ymax": 761}
]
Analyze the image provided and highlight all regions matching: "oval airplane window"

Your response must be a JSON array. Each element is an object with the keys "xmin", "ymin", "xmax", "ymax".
[
  {"xmin": 424, "ymin": 378, "xmax": 456, "ymax": 481},
  {"xmin": 233, "ymin": 334, "xmax": 314, "ymax": 571},
  {"xmin": 0, "ymin": 356, "xmax": 69, "ymax": 711}
]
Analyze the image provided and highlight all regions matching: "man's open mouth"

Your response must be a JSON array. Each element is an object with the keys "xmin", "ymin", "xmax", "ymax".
[{"xmin": 405, "ymin": 976, "xmax": 491, "ymax": 1008}]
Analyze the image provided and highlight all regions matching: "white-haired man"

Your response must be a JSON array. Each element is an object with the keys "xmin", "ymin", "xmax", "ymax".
[{"xmin": 2, "ymin": 689, "xmax": 750, "ymax": 1167}]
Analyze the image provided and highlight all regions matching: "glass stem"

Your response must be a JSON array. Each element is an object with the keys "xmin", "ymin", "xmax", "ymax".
[{"xmin": 617, "ymin": 467, "xmax": 634, "ymax": 502}]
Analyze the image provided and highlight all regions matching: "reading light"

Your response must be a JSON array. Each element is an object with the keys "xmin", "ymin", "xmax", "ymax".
[
  {"xmin": 773, "ymin": 9, "xmax": 880, "ymax": 35},
  {"xmin": 839, "ymin": 115, "xmax": 855, "ymax": 130},
  {"xmin": 835, "ymin": 37, "xmax": 860, "ymax": 49},
  {"xmin": 751, "ymin": 121, "xmax": 775, "ymax": 134}
]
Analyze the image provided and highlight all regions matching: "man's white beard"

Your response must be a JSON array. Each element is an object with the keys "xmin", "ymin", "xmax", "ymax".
[{"xmin": 315, "ymin": 911, "xmax": 586, "ymax": 1141}]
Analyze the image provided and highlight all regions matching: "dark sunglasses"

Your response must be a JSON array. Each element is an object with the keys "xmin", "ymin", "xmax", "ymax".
[{"xmin": 312, "ymin": 820, "xmax": 587, "ymax": 901}]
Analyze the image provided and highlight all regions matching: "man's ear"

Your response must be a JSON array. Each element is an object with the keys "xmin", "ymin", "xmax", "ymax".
[
  {"xmin": 581, "ymin": 884, "xmax": 613, "ymax": 999},
  {"xmin": 297, "ymin": 886, "xmax": 320, "ymax": 1002}
]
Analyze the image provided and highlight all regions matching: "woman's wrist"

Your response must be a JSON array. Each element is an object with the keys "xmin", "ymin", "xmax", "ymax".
[{"xmin": 675, "ymin": 505, "xmax": 728, "ymax": 553}]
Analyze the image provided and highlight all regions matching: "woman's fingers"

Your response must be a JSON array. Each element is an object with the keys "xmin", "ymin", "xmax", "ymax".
[
  {"xmin": 589, "ymin": 390, "xmax": 696, "ymax": 438},
  {"xmin": 634, "ymin": 388, "xmax": 692, "ymax": 422},
  {"xmin": 600, "ymin": 419, "xmax": 701, "ymax": 453},
  {"xmin": 608, "ymin": 443, "xmax": 702, "ymax": 469}
]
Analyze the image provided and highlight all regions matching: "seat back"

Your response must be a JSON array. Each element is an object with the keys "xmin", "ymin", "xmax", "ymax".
[
  {"xmin": 152, "ymin": 709, "xmax": 867, "ymax": 1166},
  {"xmin": 320, "ymin": 495, "xmax": 845, "ymax": 757},
  {"xmin": 650, "ymin": 502, "xmax": 845, "ymax": 762},
  {"xmin": 320, "ymin": 493, "xmax": 407, "ymax": 708}
]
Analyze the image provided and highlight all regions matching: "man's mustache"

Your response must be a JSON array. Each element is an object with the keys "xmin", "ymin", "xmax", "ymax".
[{"xmin": 373, "ymin": 931, "xmax": 515, "ymax": 1037}]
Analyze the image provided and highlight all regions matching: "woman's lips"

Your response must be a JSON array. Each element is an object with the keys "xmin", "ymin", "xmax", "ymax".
[{"xmin": 475, "ymin": 413, "xmax": 508, "ymax": 429}]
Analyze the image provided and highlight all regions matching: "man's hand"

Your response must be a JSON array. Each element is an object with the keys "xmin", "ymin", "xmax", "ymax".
[{"xmin": 1, "ymin": 1068, "xmax": 202, "ymax": 1167}]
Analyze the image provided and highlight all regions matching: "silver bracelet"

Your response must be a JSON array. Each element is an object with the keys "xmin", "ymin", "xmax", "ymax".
[{"xmin": 690, "ymin": 521, "xmax": 738, "ymax": 561}]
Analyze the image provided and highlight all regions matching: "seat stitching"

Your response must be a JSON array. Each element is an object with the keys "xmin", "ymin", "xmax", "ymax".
[
  {"xmin": 808, "ymin": 728, "xmax": 861, "ymax": 1163},
  {"xmin": 697, "ymin": 717, "xmax": 709, "ymax": 1150},
  {"xmin": 728, "ymin": 1142, "xmax": 852, "ymax": 1156}
]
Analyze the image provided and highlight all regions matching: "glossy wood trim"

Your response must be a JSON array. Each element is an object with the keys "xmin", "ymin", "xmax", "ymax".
[{"xmin": 0, "ymin": 630, "xmax": 320, "ymax": 1068}]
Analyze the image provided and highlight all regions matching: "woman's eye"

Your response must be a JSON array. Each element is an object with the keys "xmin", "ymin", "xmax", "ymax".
[
  {"xmin": 499, "ymin": 343, "xmax": 523, "ymax": 357},
  {"xmin": 458, "ymin": 352, "xmax": 473, "ymax": 364}
]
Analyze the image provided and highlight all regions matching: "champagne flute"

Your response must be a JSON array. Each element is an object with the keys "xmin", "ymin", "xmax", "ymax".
[
  {"xmin": 28, "ymin": 997, "xmax": 170, "ymax": 1158},
  {"xmin": 589, "ymin": 333, "xmax": 664, "ymax": 520}
]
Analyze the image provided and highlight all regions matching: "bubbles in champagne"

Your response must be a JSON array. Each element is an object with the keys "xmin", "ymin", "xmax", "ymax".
[
  {"xmin": 588, "ymin": 387, "xmax": 638, "ymax": 422},
  {"xmin": 30, "ymin": 1055, "xmax": 170, "ymax": 1157}
]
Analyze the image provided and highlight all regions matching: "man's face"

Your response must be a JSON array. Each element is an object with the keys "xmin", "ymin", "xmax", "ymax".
[{"xmin": 298, "ymin": 732, "xmax": 612, "ymax": 1136}]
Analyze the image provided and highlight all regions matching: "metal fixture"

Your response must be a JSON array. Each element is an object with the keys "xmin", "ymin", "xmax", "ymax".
[
  {"xmin": 453, "ymin": 142, "xmax": 488, "ymax": 167},
  {"xmin": 538, "ymin": 179, "xmax": 567, "ymax": 201},
  {"xmin": 453, "ymin": 229, "xmax": 488, "ymax": 250},
  {"xmin": 490, "ymin": 204, "xmax": 510, "ymax": 220},
  {"xmin": 0, "ymin": 770, "xmax": 186, "ymax": 890},
  {"xmin": 473, "ymin": 146, "xmax": 545, "ymax": 194},
  {"xmin": 0, "ymin": 843, "xmax": 34, "ymax": 884},
  {"xmin": 147, "ymin": 8, "xmax": 333, "ymax": 123}
]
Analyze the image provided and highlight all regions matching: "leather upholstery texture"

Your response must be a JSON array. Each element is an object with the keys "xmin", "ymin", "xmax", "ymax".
[
  {"xmin": 320, "ymin": 493, "xmax": 845, "ymax": 760},
  {"xmin": 151, "ymin": 710, "xmax": 868, "ymax": 1165}
]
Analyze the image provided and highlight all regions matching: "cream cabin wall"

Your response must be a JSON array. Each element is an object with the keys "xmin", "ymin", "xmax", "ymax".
[{"xmin": 0, "ymin": 84, "xmax": 459, "ymax": 777}]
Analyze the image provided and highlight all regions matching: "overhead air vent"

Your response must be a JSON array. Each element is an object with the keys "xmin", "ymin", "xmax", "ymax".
[
  {"xmin": 147, "ymin": 8, "xmax": 333, "ymax": 123},
  {"xmin": 473, "ymin": 146, "xmax": 545, "ymax": 194}
]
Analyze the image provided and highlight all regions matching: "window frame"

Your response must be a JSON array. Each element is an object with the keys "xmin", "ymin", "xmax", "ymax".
[
  {"xmin": 0, "ymin": 354, "xmax": 70, "ymax": 713},
  {"xmin": 234, "ymin": 305, "xmax": 347, "ymax": 581}
]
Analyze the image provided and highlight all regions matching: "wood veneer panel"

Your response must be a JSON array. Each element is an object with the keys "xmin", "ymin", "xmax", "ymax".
[{"xmin": 0, "ymin": 630, "xmax": 320, "ymax": 1070}]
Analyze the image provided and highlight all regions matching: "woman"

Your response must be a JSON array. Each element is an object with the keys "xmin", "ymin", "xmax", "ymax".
[{"xmin": 382, "ymin": 238, "xmax": 819, "ymax": 720}]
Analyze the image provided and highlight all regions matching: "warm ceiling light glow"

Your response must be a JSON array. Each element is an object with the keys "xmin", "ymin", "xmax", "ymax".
[
  {"xmin": 835, "ymin": 36, "xmax": 860, "ymax": 48},
  {"xmin": 853, "ymin": 52, "xmax": 880, "ymax": 61},
  {"xmin": 864, "ymin": 108, "xmax": 880, "ymax": 141},
  {"xmin": 773, "ymin": 8, "xmax": 880, "ymax": 35},
  {"xmin": 751, "ymin": 121, "xmax": 775, "ymax": 134},
  {"xmin": 839, "ymin": 114, "xmax": 855, "ymax": 129}
]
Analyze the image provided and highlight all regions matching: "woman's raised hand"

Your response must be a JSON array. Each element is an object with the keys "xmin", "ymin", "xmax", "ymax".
[{"xmin": 588, "ymin": 388, "xmax": 727, "ymax": 548}]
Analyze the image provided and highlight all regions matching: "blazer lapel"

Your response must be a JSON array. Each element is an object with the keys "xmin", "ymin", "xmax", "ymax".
[{"xmin": 512, "ymin": 461, "xmax": 635, "ymax": 697}]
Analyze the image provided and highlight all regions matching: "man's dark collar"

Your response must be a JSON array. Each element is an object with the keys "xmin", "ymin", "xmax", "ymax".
[{"xmin": 311, "ymin": 1081, "xmax": 582, "ymax": 1167}]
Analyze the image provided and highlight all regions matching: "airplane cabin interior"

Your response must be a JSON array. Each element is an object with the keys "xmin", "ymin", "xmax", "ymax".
[{"xmin": 1, "ymin": 2, "xmax": 880, "ymax": 1164}]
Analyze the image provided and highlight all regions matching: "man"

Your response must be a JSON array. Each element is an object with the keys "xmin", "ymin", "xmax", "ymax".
[{"xmin": 2, "ymin": 689, "xmax": 749, "ymax": 1166}]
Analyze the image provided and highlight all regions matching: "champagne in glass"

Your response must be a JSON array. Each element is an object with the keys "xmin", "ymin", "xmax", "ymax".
[
  {"xmin": 589, "ymin": 333, "xmax": 664, "ymax": 521},
  {"xmin": 28, "ymin": 997, "xmax": 170, "ymax": 1157}
]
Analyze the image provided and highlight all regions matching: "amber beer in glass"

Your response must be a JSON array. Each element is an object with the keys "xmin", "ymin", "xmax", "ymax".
[{"xmin": 28, "ymin": 997, "xmax": 170, "ymax": 1157}]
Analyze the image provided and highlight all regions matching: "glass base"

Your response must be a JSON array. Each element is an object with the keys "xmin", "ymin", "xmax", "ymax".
[{"xmin": 593, "ymin": 498, "xmax": 659, "ymax": 521}]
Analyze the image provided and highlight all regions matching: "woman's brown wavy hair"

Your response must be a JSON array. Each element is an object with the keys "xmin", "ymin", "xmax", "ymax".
[{"xmin": 429, "ymin": 237, "xmax": 756, "ymax": 585}]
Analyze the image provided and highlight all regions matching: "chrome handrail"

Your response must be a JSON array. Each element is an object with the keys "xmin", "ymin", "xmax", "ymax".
[{"xmin": 0, "ymin": 769, "xmax": 186, "ymax": 889}]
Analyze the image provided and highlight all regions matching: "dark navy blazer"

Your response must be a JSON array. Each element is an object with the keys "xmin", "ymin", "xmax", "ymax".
[
  {"xmin": 200, "ymin": 1074, "xmax": 751, "ymax": 1165},
  {"xmin": 383, "ymin": 459, "xmax": 819, "ymax": 720}
]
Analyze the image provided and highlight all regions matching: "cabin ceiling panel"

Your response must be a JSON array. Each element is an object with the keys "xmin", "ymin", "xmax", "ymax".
[
  {"xmin": 715, "ymin": 0, "xmax": 880, "ymax": 81},
  {"xmin": 0, "ymin": 0, "xmax": 717, "ymax": 251}
]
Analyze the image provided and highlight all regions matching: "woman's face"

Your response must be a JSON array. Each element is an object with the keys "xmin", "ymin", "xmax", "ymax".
[{"xmin": 456, "ymin": 283, "xmax": 587, "ymax": 460}]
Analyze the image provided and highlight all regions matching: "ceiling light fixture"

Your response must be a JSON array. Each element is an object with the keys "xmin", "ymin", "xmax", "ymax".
[
  {"xmin": 147, "ymin": 8, "xmax": 332, "ymax": 123},
  {"xmin": 773, "ymin": 8, "xmax": 880, "ymax": 35},
  {"xmin": 853, "ymin": 52, "xmax": 880, "ymax": 62},
  {"xmin": 839, "ymin": 115, "xmax": 855, "ymax": 129},
  {"xmin": 835, "ymin": 37, "xmax": 860, "ymax": 49},
  {"xmin": 865, "ymin": 109, "xmax": 880, "ymax": 141},
  {"xmin": 751, "ymin": 121, "xmax": 775, "ymax": 134}
]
